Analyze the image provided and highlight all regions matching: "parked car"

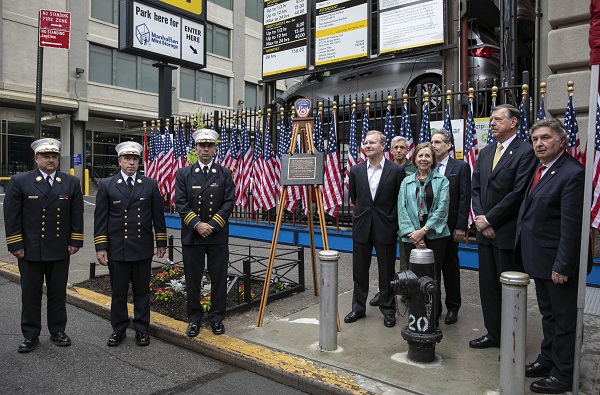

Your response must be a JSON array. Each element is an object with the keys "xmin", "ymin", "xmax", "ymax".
[{"xmin": 279, "ymin": 24, "xmax": 501, "ymax": 115}]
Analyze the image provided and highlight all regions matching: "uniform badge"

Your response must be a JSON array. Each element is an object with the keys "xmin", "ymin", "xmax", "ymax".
[
  {"xmin": 137, "ymin": 179, "xmax": 142, "ymax": 183},
  {"xmin": 55, "ymin": 177, "xmax": 61, "ymax": 183},
  {"xmin": 28, "ymin": 196, "xmax": 39, "ymax": 199},
  {"xmin": 211, "ymin": 169, "xmax": 217, "ymax": 174},
  {"xmin": 117, "ymin": 179, "xmax": 123, "ymax": 184},
  {"xmin": 192, "ymin": 186, "xmax": 201, "ymax": 189},
  {"xmin": 36, "ymin": 176, "xmax": 42, "ymax": 181},
  {"xmin": 58, "ymin": 195, "xmax": 69, "ymax": 200},
  {"xmin": 112, "ymin": 200, "xmax": 121, "ymax": 204},
  {"xmin": 195, "ymin": 168, "xmax": 200, "ymax": 173},
  {"xmin": 210, "ymin": 182, "xmax": 219, "ymax": 187}
]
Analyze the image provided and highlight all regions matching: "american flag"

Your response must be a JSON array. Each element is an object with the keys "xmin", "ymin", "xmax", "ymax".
[
  {"xmin": 399, "ymin": 104, "xmax": 414, "ymax": 160},
  {"xmin": 146, "ymin": 125, "xmax": 156, "ymax": 179},
  {"xmin": 160, "ymin": 126, "xmax": 175, "ymax": 201},
  {"xmin": 275, "ymin": 114, "xmax": 287, "ymax": 180},
  {"xmin": 187, "ymin": 121, "xmax": 196, "ymax": 165},
  {"xmin": 564, "ymin": 94, "xmax": 582, "ymax": 164},
  {"xmin": 252, "ymin": 121, "xmax": 265, "ymax": 212},
  {"xmin": 536, "ymin": 96, "xmax": 547, "ymax": 121},
  {"xmin": 517, "ymin": 99, "xmax": 529, "ymax": 142},
  {"xmin": 236, "ymin": 119, "xmax": 252, "ymax": 208},
  {"xmin": 464, "ymin": 100, "xmax": 478, "ymax": 226},
  {"xmin": 322, "ymin": 112, "xmax": 343, "ymax": 216},
  {"xmin": 383, "ymin": 106, "xmax": 395, "ymax": 160},
  {"xmin": 262, "ymin": 119, "xmax": 278, "ymax": 210},
  {"xmin": 443, "ymin": 104, "xmax": 455, "ymax": 158},
  {"xmin": 591, "ymin": 99, "xmax": 600, "ymax": 229},
  {"xmin": 487, "ymin": 99, "xmax": 496, "ymax": 145},
  {"xmin": 360, "ymin": 107, "xmax": 369, "ymax": 162},
  {"xmin": 314, "ymin": 112, "xmax": 324, "ymax": 152},
  {"xmin": 345, "ymin": 107, "xmax": 358, "ymax": 193},
  {"xmin": 418, "ymin": 102, "xmax": 431, "ymax": 143},
  {"xmin": 217, "ymin": 121, "xmax": 230, "ymax": 166},
  {"xmin": 154, "ymin": 127, "xmax": 165, "ymax": 193},
  {"xmin": 284, "ymin": 117, "xmax": 304, "ymax": 213},
  {"xmin": 170, "ymin": 125, "xmax": 187, "ymax": 206},
  {"xmin": 228, "ymin": 122, "xmax": 240, "ymax": 176}
]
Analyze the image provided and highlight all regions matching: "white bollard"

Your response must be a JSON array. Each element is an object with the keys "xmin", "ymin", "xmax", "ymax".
[{"xmin": 318, "ymin": 250, "xmax": 339, "ymax": 351}]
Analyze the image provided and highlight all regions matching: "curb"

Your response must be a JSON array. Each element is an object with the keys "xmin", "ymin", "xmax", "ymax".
[{"xmin": 0, "ymin": 262, "xmax": 374, "ymax": 395}]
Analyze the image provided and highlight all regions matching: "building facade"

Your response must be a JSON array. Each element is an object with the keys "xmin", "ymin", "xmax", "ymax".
[{"xmin": 0, "ymin": 0, "xmax": 293, "ymax": 180}]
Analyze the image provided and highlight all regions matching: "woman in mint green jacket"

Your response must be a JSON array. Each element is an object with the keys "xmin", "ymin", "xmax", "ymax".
[{"xmin": 397, "ymin": 142, "xmax": 450, "ymax": 324}]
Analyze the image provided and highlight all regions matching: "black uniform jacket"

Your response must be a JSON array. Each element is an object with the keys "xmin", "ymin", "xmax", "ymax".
[
  {"xmin": 4, "ymin": 170, "xmax": 84, "ymax": 261},
  {"xmin": 175, "ymin": 162, "xmax": 234, "ymax": 245},
  {"xmin": 94, "ymin": 174, "xmax": 167, "ymax": 261}
]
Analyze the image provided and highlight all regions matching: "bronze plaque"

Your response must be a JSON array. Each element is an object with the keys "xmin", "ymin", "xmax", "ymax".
[{"xmin": 281, "ymin": 153, "xmax": 324, "ymax": 186}]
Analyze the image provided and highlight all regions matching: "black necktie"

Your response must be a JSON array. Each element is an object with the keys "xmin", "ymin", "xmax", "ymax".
[
  {"xmin": 203, "ymin": 166, "xmax": 209, "ymax": 175},
  {"xmin": 127, "ymin": 176, "xmax": 134, "ymax": 190},
  {"xmin": 46, "ymin": 175, "xmax": 52, "ymax": 186}
]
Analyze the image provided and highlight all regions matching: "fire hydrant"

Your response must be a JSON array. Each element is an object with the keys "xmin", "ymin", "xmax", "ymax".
[{"xmin": 390, "ymin": 248, "xmax": 443, "ymax": 363}]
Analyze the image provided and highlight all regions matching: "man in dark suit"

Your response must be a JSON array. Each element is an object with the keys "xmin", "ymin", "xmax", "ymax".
[
  {"xmin": 345, "ymin": 130, "xmax": 405, "ymax": 328},
  {"xmin": 516, "ymin": 118, "xmax": 585, "ymax": 394},
  {"xmin": 470, "ymin": 104, "xmax": 537, "ymax": 349},
  {"xmin": 431, "ymin": 129, "xmax": 471, "ymax": 325},
  {"xmin": 4, "ymin": 138, "xmax": 84, "ymax": 352},
  {"xmin": 175, "ymin": 129, "xmax": 234, "ymax": 337},
  {"xmin": 94, "ymin": 142, "xmax": 167, "ymax": 347}
]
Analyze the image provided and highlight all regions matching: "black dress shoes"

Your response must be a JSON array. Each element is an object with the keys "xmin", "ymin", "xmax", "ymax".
[
  {"xmin": 525, "ymin": 361, "xmax": 552, "ymax": 378},
  {"xmin": 468, "ymin": 334, "xmax": 500, "ymax": 349},
  {"xmin": 135, "ymin": 330, "xmax": 150, "ymax": 346},
  {"xmin": 343, "ymin": 311, "xmax": 366, "ymax": 323},
  {"xmin": 444, "ymin": 311, "xmax": 458, "ymax": 325},
  {"xmin": 530, "ymin": 375, "xmax": 571, "ymax": 394},
  {"xmin": 18, "ymin": 337, "xmax": 39, "ymax": 353},
  {"xmin": 50, "ymin": 331, "xmax": 71, "ymax": 346},
  {"xmin": 107, "ymin": 330, "xmax": 126, "ymax": 347},
  {"xmin": 211, "ymin": 321, "xmax": 225, "ymax": 335},
  {"xmin": 369, "ymin": 292, "xmax": 381, "ymax": 306},
  {"xmin": 383, "ymin": 314, "xmax": 396, "ymax": 328},
  {"xmin": 186, "ymin": 321, "xmax": 200, "ymax": 337}
]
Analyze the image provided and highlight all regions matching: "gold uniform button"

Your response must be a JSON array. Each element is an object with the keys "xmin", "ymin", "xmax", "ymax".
[
  {"xmin": 210, "ymin": 194, "xmax": 213, "ymax": 198},
  {"xmin": 57, "ymin": 215, "xmax": 60, "ymax": 218},
  {"xmin": 125, "ymin": 236, "xmax": 128, "ymax": 239},
  {"xmin": 198, "ymin": 195, "xmax": 201, "ymax": 198},
  {"xmin": 124, "ymin": 223, "xmax": 128, "ymax": 226},
  {"xmin": 137, "ymin": 215, "xmax": 141, "ymax": 218},
  {"xmin": 138, "ymin": 229, "xmax": 141, "ymax": 232},
  {"xmin": 56, "ymin": 234, "xmax": 59, "ymax": 237},
  {"xmin": 209, "ymin": 214, "xmax": 212, "ymax": 218},
  {"xmin": 124, "ymin": 229, "xmax": 128, "ymax": 232},
  {"xmin": 209, "ymin": 208, "xmax": 212, "ymax": 212},
  {"xmin": 42, "ymin": 215, "xmax": 45, "ymax": 219},
  {"xmin": 56, "ymin": 227, "xmax": 60, "ymax": 230},
  {"xmin": 42, "ymin": 222, "xmax": 45, "ymax": 225},
  {"xmin": 57, "ymin": 208, "xmax": 60, "ymax": 211},
  {"xmin": 138, "ymin": 235, "xmax": 141, "ymax": 238},
  {"xmin": 124, "ymin": 210, "xmax": 128, "ymax": 213},
  {"xmin": 138, "ymin": 222, "xmax": 141, "ymax": 225},
  {"xmin": 210, "ymin": 202, "xmax": 213, "ymax": 205},
  {"xmin": 124, "ymin": 216, "xmax": 128, "ymax": 219},
  {"xmin": 41, "ymin": 235, "xmax": 45, "ymax": 238},
  {"xmin": 138, "ymin": 208, "xmax": 140, "ymax": 211},
  {"xmin": 42, "ymin": 228, "xmax": 45, "ymax": 231},
  {"xmin": 42, "ymin": 209, "xmax": 46, "ymax": 212},
  {"xmin": 56, "ymin": 221, "xmax": 60, "ymax": 225}
]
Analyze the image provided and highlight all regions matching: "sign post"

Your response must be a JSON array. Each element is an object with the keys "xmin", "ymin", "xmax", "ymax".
[{"xmin": 35, "ymin": 9, "xmax": 71, "ymax": 139}]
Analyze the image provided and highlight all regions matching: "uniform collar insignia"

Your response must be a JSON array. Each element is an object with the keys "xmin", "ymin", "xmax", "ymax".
[
  {"xmin": 36, "ymin": 176, "xmax": 42, "ymax": 181},
  {"xmin": 117, "ymin": 179, "xmax": 123, "ymax": 184}
]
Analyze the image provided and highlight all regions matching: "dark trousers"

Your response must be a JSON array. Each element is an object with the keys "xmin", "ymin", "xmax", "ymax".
[
  {"xmin": 441, "ymin": 239, "xmax": 462, "ymax": 313},
  {"xmin": 352, "ymin": 226, "xmax": 397, "ymax": 316},
  {"xmin": 18, "ymin": 258, "xmax": 70, "ymax": 338},
  {"xmin": 108, "ymin": 259, "xmax": 152, "ymax": 331},
  {"xmin": 183, "ymin": 243, "xmax": 229, "ymax": 323},
  {"xmin": 477, "ymin": 243, "xmax": 519, "ymax": 342},
  {"xmin": 534, "ymin": 277, "xmax": 578, "ymax": 385},
  {"xmin": 404, "ymin": 236, "xmax": 448, "ymax": 320}
]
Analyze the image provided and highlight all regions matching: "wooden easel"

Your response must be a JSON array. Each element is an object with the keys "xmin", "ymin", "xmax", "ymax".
[{"xmin": 256, "ymin": 107, "xmax": 340, "ymax": 330}]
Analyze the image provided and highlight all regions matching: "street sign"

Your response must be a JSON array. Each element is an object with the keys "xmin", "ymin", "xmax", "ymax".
[
  {"xmin": 39, "ymin": 9, "xmax": 71, "ymax": 50},
  {"xmin": 39, "ymin": 9, "xmax": 71, "ymax": 31},
  {"xmin": 39, "ymin": 29, "xmax": 70, "ymax": 49}
]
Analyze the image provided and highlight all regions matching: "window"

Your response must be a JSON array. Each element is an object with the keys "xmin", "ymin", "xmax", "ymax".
[
  {"xmin": 91, "ymin": 0, "xmax": 117, "ymax": 24},
  {"xmin": 180, "ymin": 68, "xmax": 230, "ymax": 107},
  {"xmin": 209, "ymin": 0, "xmax": 232, "ymax": 9},
  {"xmin": 245, "ymin": 82, "xmax": 263, "ymax": 109},
  {"xmin": 206, "ymin": 23, "xmax": 230, "ymax": 58},
  {"xmin": 89, "ymin": 44, "xmax": 158, "ymax": 93},
  {"xmin": 246, "ymin": 0, "xmax": 263, "ymax": 22}
]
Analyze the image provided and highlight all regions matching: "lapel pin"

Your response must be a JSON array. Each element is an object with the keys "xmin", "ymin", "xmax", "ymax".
[
  {"xmin": 55, "ymin": 177, "xmax": 61, "ymax": 183},
  {"xmin": 117, "ymin": 179, "xmax": 123, "ymax": 184},
  {"xmin": 137, "ymin": 179, "xmax": 142, "ymax": 183},
  {"xmin": 211, "ymin": 168, "xmax": 216, "ymax": 173},
  {"xmin": 36, "ymin": 176, "xmax": 42, "ymax": 181},
  {"xmin": 195, "ymin": 168, "xmax": 200, "ymax": 173}
]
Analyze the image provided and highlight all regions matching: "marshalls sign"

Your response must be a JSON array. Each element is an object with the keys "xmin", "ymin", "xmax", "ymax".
[{"xmin": 119, "ymin": 0, "xmax": 206, "ymax": 69}]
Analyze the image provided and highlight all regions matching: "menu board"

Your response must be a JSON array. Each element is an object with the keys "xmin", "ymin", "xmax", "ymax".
[
  {"xmin": 315, "ymin": 0, "xmax": 368, "ymax": 66},
  {"xmin": 379, "ymin": 0, "xmax": 444, "ymax": 54},
  {"xmin": 262, "ymin": 0, "xmax": 308, "ymax": 77}
]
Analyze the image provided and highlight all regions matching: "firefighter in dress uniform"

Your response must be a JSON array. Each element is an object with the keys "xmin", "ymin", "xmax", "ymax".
[
  {"xmin": 94, "ymin": 142, "xmax": 167, "ymax": 347},
  {"xmin": 175, "ymin": 129, "xmax": 234, "ymax": 336},
  {"xmin": 4, "ymin": 138, "xmax": 84, "ymax": 353}
]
